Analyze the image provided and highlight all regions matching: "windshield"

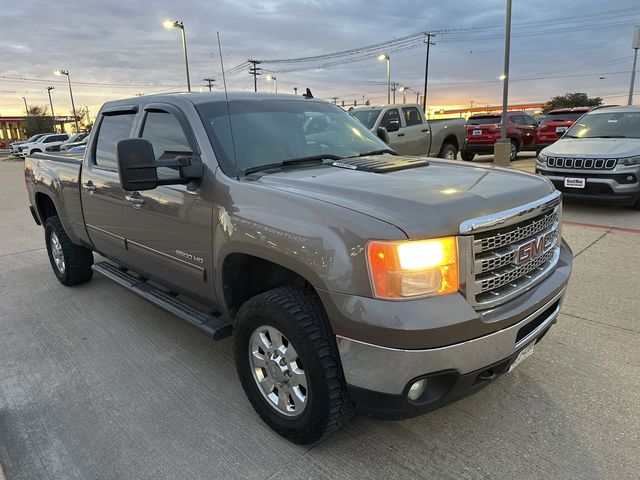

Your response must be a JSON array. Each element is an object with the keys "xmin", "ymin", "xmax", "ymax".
[
  {"xmin": 467, "ymin": 116, "xmax": 501, "ymax": 125},
  {"xmin": 350, "ymin": 109, "xmax": 383, "ymax": 129},
  {"xmin": 544, "ymin": 112, "xmax": 585, "ymax": 123},
  {"xmin": 565, "ymin": 111, "xmax": 640, "ymax": 139},
  {"xmin": 66, "ymin": 133, "xmax": 87, "ymax": 143},
  {"xmin": 196, "ymin": 99, "xmax": 388, "ymax": 175},
  {"xmin": 26, "ymin": 134, "xmax": 45, "ymax": 142}
]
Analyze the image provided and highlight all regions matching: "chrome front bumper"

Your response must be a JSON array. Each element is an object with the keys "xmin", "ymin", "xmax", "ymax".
[{"xmin": 337, "ymin": 287, "xmax": 564, "ymax": 395}]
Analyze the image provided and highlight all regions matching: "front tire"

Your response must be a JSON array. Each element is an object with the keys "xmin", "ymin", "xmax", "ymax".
[
  {"xmin": 439, "ymin": 143, "xmax": 458, "ymax": 160},
  {"xmin": 510, "ymin": 139, "xmax": 518, "ymax": 161},
  {"xmin": 234, "ymin": 286, "xmax": 352, "ymax": 444},
  {"xmin": 45, "ymin": 215, "xmax": 93, "ymax": 286}
]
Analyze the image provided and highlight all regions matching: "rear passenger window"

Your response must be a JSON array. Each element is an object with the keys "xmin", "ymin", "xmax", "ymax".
[
  {"xmin": 94, "ymin": 113, "xmax": 136, "ymax": 170},
  {"xmin": 402, "ymin": 107, "xmax": 422, "ymax": 126}
]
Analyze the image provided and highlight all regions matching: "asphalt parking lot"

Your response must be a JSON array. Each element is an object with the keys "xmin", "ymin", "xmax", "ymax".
[{"xmin": 0, "ymin": 153, "xmax": 638, "ymax": 480}]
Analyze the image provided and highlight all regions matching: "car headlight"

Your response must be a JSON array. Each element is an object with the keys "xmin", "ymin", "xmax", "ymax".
[
  {"xmin": 621, "ymin": 156, "xmax": 640, "ymax": 166},
  {"xmin": 537, "ymin": 153, "xmax": 548, "ymax": 165},
  {"xmin": 367, "ymin": 237, "xmax": 458, "ymax": 299}
]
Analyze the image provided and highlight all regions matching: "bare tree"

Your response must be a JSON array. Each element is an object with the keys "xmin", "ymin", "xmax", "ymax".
[{"xmin": 23, "ymin": 105, "xmax": 52, "ymax": 137}]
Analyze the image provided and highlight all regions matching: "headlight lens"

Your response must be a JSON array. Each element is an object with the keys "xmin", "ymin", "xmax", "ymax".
[
  {"xmin": 367, "ymin": 237, "xmax": 458, "ymax": 299},
  {"xmin": 621, "ymin": 156, "xmax": 640, "ymax": 166},
  {"xmin": 537, "ymin": 153, "xmax": 548, "ymax": 165}
]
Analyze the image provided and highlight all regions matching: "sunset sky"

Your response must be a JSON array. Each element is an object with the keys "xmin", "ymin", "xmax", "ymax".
[{"xmin": 1, "ymin": 0, "xmax": 639, "ymax": 118}]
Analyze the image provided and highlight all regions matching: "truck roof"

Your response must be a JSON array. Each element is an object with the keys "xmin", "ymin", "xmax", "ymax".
[
  {"xmin": 589, "ymin": 105, "xmax": 640, "ymax": 114},
  {"xmin": 101, "ymin": 92, "xmax": 327, "ymax": 110}
]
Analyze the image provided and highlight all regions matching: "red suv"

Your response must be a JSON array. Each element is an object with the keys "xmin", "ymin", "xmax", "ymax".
[
  {"xmin": 461, "ymin": 111, "xmax": 538, "ymax": 161},
  {"xmin": 535, "ymin": 107, "xmax": 591, "ymax": 154}
]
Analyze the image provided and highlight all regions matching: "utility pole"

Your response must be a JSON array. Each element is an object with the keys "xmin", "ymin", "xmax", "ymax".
[
  {"xmin": 628, "ymin": 25, "xmax": 640, "ymax": 105},
  {"xmin": 248, "ymin": 59, "xmax": 262, "ymax": 93},
  {"xmin": 21, "ymin": 97, "xmax": 28, "ymax": 116},
  {"xmin": 331, "ymin": 97, "xmax": 339, "ymax": 105},
  {"xmin": 391, "ymin": 82, "xmax": 399, "ymax": 104},
  {"xmin": 422, "ymin": 33, "xmax": 436, "ymax": 113},
  {"xmin": 203, "ymin": 78, "xmax": 216, "ymax": 91}
]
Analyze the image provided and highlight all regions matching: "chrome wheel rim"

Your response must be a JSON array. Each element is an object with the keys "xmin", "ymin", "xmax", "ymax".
[
  {"xmin": 445, "ymin": 149, "xmax": 455, "ymax": 159},
  {"xmin": 510, "ymin": 142, "xmax": 517, "ymax": 159},
  {"xmin": 249, "ymin": 325, "xmax": 308, "ymax": 417},
  {"xmin": 50, "ymin": 232, "xmax": 65, "ymax": 274}
]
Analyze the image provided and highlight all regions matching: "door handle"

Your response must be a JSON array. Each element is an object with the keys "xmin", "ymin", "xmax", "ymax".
[
  {"xmin": 421, "ymin": 129, "xmax": 429, "ymax": 133},
  {"xmin": 125, "ymin": 193, "xmax": 145, "ymax": 209},
  {"xmin": 82, "ymin": 181, "xmax": 96, "ymax": 195},
  {"xmin": 397, "ymin": 133, "xmax": 405, "ymax": 137}
]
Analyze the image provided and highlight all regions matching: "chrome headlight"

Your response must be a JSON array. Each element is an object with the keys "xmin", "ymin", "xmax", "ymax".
[
  {"xmin": 537, "ymin": 153, "xmax": 548, "ymax": 165},
  {"xmin": 621, "ymin": 156, "xmax": 640, "ymax": 166}
]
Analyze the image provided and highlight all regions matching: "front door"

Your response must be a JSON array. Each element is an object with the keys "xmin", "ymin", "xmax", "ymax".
[
  {"xmin": 120, "ymin": 104, "xmax": 214, "ymax": 303},
  {"xmin": 80, "ymin": 109, "xmax": 137, "ymax": 258},
  {"xmin": 400, "ymin": 106, "xmax": 430, "ymax": 155}
]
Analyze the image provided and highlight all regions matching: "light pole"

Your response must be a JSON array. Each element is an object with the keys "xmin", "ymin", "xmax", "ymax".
[
  {"xmin": 266, "ymin": 74, "xmax": 278, "ymax": 93},
  {"xmin": 398, "ymin": 86, "xmax": 414, "ymax": 104},
  {"xmin": 378, "ymin": 53, "xmax": 390, "ymax": 104},
  {"xmin": 21, "ymin": 96, "xmax": 28, "ymax": 116},
  {"xmin": 628, "ymin": 24, "xmax": 640, "ymax": 105},
  {"xmin": 54, "ymin": 69, "xmax": 79, "ymax": 132},
  {"xmin": 163, "ymin": 20, "xmax": 191, "ymax": 92},
  {"xmin": 494, "ymin": 0, "xmax": 512, "ymax": 166},
  {"xmin": 47, "ymin": 86, "xmax": 56, "ymax": 131}
]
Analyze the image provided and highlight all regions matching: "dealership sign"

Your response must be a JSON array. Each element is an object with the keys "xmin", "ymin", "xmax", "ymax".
[{"xmin": 54, "ymin": 116, "xmax": 80, "ymax": 122}]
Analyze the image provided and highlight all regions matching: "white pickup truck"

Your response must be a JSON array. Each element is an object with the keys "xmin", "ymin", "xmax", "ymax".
[
  {"xmin": 350, "ymin": 104, "xmax": 465, "ymax": 159},
  {"xmin": 17, "ymin": 133, "xmax": 69, "ymax": 157}
]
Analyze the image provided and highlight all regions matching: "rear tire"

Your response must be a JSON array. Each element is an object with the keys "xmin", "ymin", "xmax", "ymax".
[
  {"xmin": 461, "ymin": 149, "xmax": 475, "ymax": 162},
  {"xmin": 510, "ymin": 140, "xmax": 518, "ymax": 161},
  {"xmin": 439, "ymin": 143, "xmax": 458, "ymax": 160},
  {"xmin": 234, "ymin": 286, "xmax": 352, "ymax": 444},
  {"xmin": 45, "ymin": 215, "xmax": 93, "ymax": 286}
]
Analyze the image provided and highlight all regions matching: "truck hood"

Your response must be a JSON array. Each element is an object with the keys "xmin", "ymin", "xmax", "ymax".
[
  {"xmin": 543, "ymin": 138, "xmax": 640, "ymax": 157},
  {"xmin": 259, "ymin": 157, "xmax": 554, "ymax": 239}
]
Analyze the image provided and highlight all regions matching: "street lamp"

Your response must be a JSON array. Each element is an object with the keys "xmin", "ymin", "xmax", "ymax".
[
  {"xmin": 54, "ymin": 69, "xmax": 79, "ymax": 132},
  {"xmin": 266, "ymin": 74, "xmax": 278, "ymax": 93},
  {"xmin": 21, "ymin": 96, "xmax": 28, "ymax": 116},
  {"xmin": 398, "ymin": 86, "xmax": 414, "ymax": 104},
  {"xmin": 378, "ymin": 53, "xmax": 390, "ymax": 104},
  {"xmin": 47, "ymin": 86, "xmax": 56, "ymax": 131},
  {"xmin": 163, "ymin": 20, "xmax": 191, "ymax": 92}
]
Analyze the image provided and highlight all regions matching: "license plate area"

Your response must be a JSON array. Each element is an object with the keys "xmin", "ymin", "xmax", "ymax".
[
  {"xmin": 472, "ymin": 129, "xmax": 483, "ymax": 136},
  {"xmin": 509, "ymin": 341, "xmax": 535, "ymax": 372},
  {"xmin": 555, "ymin": 126, "xmax": 568, "ymax": 133},
  {"xmin": 564, "ymin": 177, "xmax": 585, "ymax": 188}
]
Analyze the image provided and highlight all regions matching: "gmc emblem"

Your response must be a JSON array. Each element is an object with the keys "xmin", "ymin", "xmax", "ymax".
[{"xmin": 515, "ymin": 232, "xmax": 554, "ymax": 265}]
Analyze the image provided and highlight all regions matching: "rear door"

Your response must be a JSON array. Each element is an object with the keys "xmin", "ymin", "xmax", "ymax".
[
  {"xmin": 400, "ymin": 106, "xmax": 430, "ymax": 155},
  {"xmin": 120, "ymin": 103, "xmax": 214, "ymax": 302},
  {"xmin": 80, "ymin": 107, "xmax": 137, "ymax": 258}
]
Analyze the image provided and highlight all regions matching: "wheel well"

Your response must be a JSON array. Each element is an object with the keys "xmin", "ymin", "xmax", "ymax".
[
  {"xmin": 441, "ymin": 135, "xmax": 459, "ymax": 151},
  {"xmin": 222, "ymin": 253, "xmax": 309, "ymax": 317},
  {"xmin": 35, "ymin": 193, "xmax": 57, "ymax": 224}
]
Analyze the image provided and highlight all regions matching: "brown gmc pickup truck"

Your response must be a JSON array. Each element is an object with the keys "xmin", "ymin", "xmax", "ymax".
[{"xmin": 25, "ymin": 92, "xmax": 572, "ymax": 444}]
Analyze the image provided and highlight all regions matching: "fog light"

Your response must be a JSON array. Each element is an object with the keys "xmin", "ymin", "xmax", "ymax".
[{"xmin": 407, "ymin": 379, "xmax": 427, "ymax": 401}]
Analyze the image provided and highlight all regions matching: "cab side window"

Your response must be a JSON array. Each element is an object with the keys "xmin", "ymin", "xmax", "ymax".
[
  {"xmin": 402, "ymin": 107, "xmax": 422, "ymax": 127},
  {"xmin": 94, "ymin": 113, "xmax": 136, "ymax": 170},
  {"xmin": 380, "ymin": 108, "xmax": 401, "ymax": 128},
  {"xmin": 141, "ymin": 111, "xmax": 192, "ymax": 160},
  {"xmin": 141, "ymin": 111, "xmax": 193, "ymax": 179}
]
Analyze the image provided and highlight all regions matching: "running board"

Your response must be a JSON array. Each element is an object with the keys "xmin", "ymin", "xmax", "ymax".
[{"xmin": 92, "ymin": 261, "xmax": 232, "ymax": 341}]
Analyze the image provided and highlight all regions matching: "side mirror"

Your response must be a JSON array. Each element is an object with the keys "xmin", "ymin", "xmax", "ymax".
[
  {"xmin": 376, "ymin": 127, "xmax": 390, "ymax": 144},
  {"xmin": 385, "ymin": 119, "xmax": 400, "ymax": 133},
  {"xmin": 116, "ymin": 138, "xmax": 204, "ymax": 191}
]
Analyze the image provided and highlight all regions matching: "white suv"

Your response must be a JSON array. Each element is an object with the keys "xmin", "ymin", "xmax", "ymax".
[
  {"xmin": 18, "ymin": 133, "xmax": 70, "ymax": 157},
  {"xmin": 536, "ymin": 106, "xmax": 640, "ymax": 209}
]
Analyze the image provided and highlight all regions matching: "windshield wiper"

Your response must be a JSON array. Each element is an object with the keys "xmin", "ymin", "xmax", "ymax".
[{"xmin": 243, "ymin": 154, "xmax": 343, "ymax": 175}]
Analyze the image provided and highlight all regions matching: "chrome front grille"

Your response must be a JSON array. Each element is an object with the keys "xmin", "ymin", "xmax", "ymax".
[
  {"xmin": 547, "ymin": 157, "xmax": 617, "ymax": 170},
  {"xmin": 459, "ymin": 191, "xmax": 562, "ymax": 310}
]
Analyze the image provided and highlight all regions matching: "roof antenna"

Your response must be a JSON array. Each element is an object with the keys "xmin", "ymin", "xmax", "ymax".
[
  {"xmin": 303, "ymin": 88, "xmax": 314, "ymax": 99},
  {"xmin": 217, "ymin": 31, "xmax": 239, "ymax": 179}
]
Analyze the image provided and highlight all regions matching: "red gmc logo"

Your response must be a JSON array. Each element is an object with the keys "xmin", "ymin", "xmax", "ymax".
[{"xmin": 515, "ymin": 232, "xmax": 554, "ymax": 264}]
